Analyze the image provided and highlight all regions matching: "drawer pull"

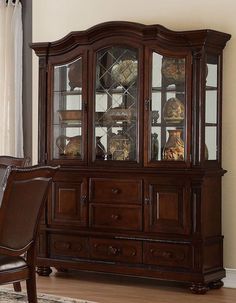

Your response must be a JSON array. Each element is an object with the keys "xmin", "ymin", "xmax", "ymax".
[
  {"xmin": 111, "ymin": 188, "xmax": 119, "ymax": 194},
  {"xmin": 54, "ymin": 241, "xmax": 71, "ymax": 250},
  {"xmin": 150, "ymin": 248, "xmax": 173, "ymax": 259},
  {"xmin": 111, "ymin": 214, "xmax": 120, "ymax": 220},
  {"xmin": 108, "ymin": 245, "xmax": 121, "ymax": 256}
]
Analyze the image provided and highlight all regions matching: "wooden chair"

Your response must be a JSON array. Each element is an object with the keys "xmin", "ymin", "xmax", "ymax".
[
  {"xmin": 0, "ymin": 155, "xmax": 31, "ymax": 167},
  {"xmin": 0, "ymin": 165, "xmax": 59, "ymax": 303},
  {"xmin": 0, "ymin": 156, "xmax": 31, "ymax": 292}
]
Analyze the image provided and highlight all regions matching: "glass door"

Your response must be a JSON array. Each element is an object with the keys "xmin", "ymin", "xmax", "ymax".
[
  {"xmin": 93, "ymin": 46, "xmax": 139, "ymax": 163},
  {"xmin": 204, "ymin": 54, "xmax": 219, "ymax": 162},
  {"xmin": 51, "ymin": 56, "xmax": 86, "ymax": 162},
  {"xmin": 145, "ymin": 50, "xmax": 188, "ymax": 166}
]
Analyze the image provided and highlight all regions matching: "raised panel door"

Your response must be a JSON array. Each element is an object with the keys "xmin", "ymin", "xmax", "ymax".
[
  {"xmin": 144, "ymin": 180, "xmax": 191, "ymax": 234},
  {"xmin": 49, "ymin": 179, "xmax": 87, "ymax": 227}
]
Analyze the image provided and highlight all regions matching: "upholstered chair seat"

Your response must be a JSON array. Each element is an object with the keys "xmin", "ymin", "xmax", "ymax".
[
  {"xmin": 0, "ymin": 165, "xmax": 59, "ymax": 303},
  {"xmin": 0, "ymin": 256, "xmax": 27, "ymax": 272}
]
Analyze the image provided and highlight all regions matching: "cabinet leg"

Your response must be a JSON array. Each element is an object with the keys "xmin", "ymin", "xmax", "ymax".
[
  {"xmin": 13, "ymin": 282, "xmax": 22, "ymax": 292},
  {"xmin": 36, "ymin": 266, "xmax": 52, "ymax": 276},
  {"xmin": 208, "ymin": 280, "xmax": 224, "ymax": 289},
  {"xmin": 189, "ymin": 283, "xmax": 208, "ymax": 294}
]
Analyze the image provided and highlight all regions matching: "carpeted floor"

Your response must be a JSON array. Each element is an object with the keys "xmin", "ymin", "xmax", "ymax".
[{"xmin": 0, "ymin": 288, "xmax": 96, "ymax": 303}]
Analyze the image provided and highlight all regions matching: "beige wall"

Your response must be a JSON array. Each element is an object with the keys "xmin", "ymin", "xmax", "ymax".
[{"xmin": 32, "ymin": 0, "xmax": 236, "ymax": 268}]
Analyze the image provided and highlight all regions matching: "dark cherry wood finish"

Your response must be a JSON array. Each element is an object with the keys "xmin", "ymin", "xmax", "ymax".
[
  {"xmin": 0, "ymin": 155, "xmax": 31, "ymax": 167},
  {"xmin": 31, "ymin": 21, "xmax": 231, "ymax": 294}
]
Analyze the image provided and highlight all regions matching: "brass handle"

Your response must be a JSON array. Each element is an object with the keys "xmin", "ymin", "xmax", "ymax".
[
  {"xmin": 111, "ymin": 214, "xmax": 120, "ymax": 220},
  {"xmin": 111, "ymin": 188, "xmax": 119, "ymax": 194},
  {"xmin": 144, "ymin": 197, "xmax": 150, "ymax": 205},
  {"xmin": 145, "ymin": 99, "xmax": 151, "ymax": 111},
  {"xmin": 108, "ymin": 246, "xmax": 120, "ymax": 256}
]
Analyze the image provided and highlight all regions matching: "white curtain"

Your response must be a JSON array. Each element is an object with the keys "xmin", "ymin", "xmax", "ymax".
[{"xmin": 0, "ymin": 0, "xmax": 23, "ymax": 157}]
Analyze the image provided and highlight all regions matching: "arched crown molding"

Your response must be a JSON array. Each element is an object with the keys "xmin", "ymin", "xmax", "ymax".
[{"xmin": 31, "ymin": 21, "xmax": 231, "ymax": 56}]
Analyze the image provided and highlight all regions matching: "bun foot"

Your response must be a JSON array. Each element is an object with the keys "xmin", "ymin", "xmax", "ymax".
[
  {"xmin": 36, "ymin": 266, "xmax": 52, "ymax": 276},
  {"xmin": 208, "ymin": 280, "xmax": 224, "ymax": 289},
  {"xmin": 189, "ymin": 283, "xmax": 208, "ymax": 294}
]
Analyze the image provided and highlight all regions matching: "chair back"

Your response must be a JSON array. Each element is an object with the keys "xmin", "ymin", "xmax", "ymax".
[
  {"xmin": 0, "ymin": 156, "xmax": 31, "ymax": 167},
  {"xmin": 0, "ymin": 165, "xmax": 59, "ymax": 253}
]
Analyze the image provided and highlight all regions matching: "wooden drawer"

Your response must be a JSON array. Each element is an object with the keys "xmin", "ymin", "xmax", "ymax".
[
  {"xmin": 143, "ymin": 242, "xmax": 193, "ymax": 270},
  {"xmin": 90, "ymin": 238, "xmax": 142, "ymax": 263},
  {"xmin": 49, "ymin": 234, "xmax": 89, "ymax": 259},
  {"xmin": 89, "ymin": 178, "xmax": 142, "ymax": 204},
  {"xmin": 90, "ymin": 204, "xmax": 142, "ymax": 231}
]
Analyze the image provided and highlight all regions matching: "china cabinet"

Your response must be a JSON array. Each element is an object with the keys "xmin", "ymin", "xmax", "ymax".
[{"xmin": 31, "ymin": 21, "xmax": 231, "ymax": 293}]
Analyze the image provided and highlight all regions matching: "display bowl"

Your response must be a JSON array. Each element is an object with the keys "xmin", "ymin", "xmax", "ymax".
[{"xmin": 58, "ymin": 110, "xmax": 82, "ymax": 124}]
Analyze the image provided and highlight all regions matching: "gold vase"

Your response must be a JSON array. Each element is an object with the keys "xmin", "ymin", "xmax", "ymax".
[{"xmin": 163, "ymin": 129, "xmax": 184, "ymax": 161}]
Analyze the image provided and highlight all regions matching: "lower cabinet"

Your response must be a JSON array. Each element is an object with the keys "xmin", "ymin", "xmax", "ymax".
[{"xmin": 37, "ymin": 172, "xmax": 225, "ymax": 294}]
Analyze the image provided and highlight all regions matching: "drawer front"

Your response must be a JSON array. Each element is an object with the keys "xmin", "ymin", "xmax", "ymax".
[
  {"xmin": 144, "ymin": 242, "xmax": 193, "ymax": 270},
  {"xmin": 90, "ymin": 204, "xmax": 142, "ymax": 231},
  {"xmin": 49, "ymin": 234, "xmax": 89, "ymax": 259},
  {"xmin": 89, "ymin": 178, "xmax": 142, "ymax": 204},
  {"xmin": 90, "ymin": 238, "xmax": 142, "ymax": 263}
]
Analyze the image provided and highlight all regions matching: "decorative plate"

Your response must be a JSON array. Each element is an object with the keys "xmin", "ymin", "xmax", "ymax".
[
  {"xmin": 161, "ymin": 58, "xmax": 185, "ymax": 84},
  {"xmin": 111, "ymin": 60, "xmax": 138, "ymax": 86}
]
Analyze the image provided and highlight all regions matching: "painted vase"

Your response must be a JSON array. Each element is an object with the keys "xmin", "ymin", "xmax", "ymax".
[{"xmin": 163, "ymin": 129, "xmax": 184, "ymax": 161}]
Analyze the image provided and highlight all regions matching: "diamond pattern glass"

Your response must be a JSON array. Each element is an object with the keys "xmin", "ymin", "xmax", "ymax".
[{"xmin": 94, "ymin": 47, "xmax": 138, "ymax": 161}]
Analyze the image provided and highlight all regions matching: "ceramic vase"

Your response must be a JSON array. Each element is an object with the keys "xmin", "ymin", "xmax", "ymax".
[{"xmin": 163, "ymin": 129, "xmax": 184, "ymax": 161}]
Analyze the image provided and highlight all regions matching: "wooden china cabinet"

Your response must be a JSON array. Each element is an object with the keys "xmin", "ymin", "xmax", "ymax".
[{"xmin": 31, "ymin": 21, "xmax": 231, "ymax": 293}]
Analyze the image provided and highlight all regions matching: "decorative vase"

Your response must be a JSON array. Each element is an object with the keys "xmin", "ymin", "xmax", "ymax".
[
  {"xmin": 96, "ymin": 136, "xmax": 106, "ymax": 159},
  {"xmin": 163, "ymin": 129, "xmax": 184, "ymax": 161},
  {"xmin": 151, "ymin": 133, "xmax": 159, "ymax": 160},
  {"xmin": 151, "ymin": 110, "xmax": 159, "ymax": 125},
  {"xmin": 109, "ymin": 130, "xmax": 131, "ymax": 160},
  {"xmin": 163, "ymin": 97, "xmax": 185, "ymax": 124}
]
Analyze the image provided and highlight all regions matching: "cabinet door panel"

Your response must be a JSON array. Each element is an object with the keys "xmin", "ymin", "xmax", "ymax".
[
  {"xmin": 144, "ymin": 181, "xmax": 190, "ymax": 234},
  {"xmin": 50, "ymin": 180, "xmax": 87, "ymax": 227}
]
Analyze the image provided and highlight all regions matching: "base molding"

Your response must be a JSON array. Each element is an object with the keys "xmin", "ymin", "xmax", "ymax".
[{"xmin": 223, "ymin": 268, "xmax": 236, "ymax": 288}]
